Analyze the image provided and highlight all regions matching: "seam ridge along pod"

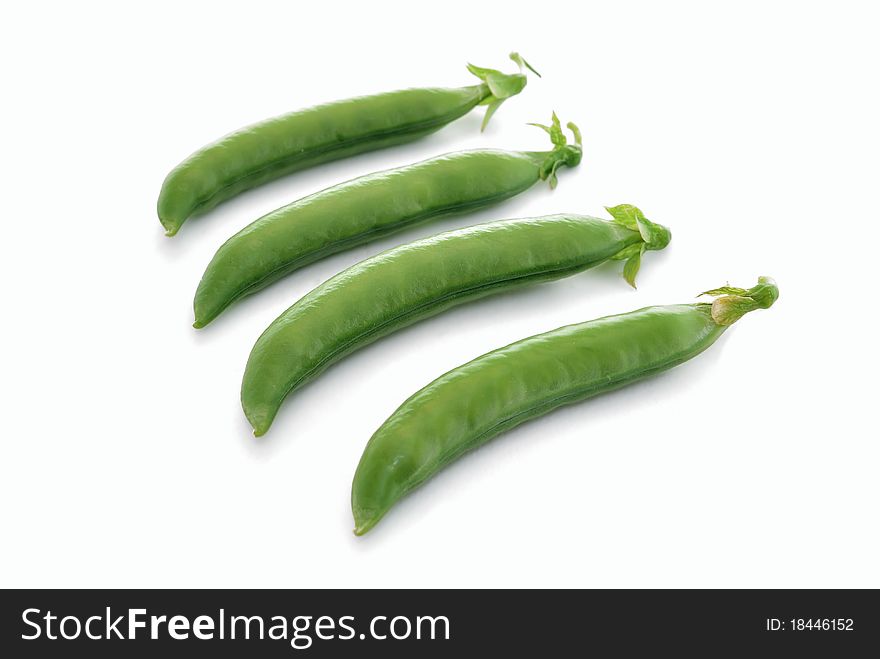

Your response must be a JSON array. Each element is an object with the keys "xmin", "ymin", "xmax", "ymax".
[
  {"xmin": 193, "ymin": 115, "xmax": 583, "ymax": 328},
  {"xmin": 240, "ymin": 207, "xmax": 669, "ymax": 437},
  {"xmin": 350, "ymin": 278, "xmax": 779, "ymax": 535},
  {"xmin": 157, "ymin": 53, "xmax": 536, "ymax": 236}
]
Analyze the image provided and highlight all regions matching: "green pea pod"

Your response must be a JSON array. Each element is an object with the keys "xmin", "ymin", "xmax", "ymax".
[
  {"xmin": 351, "ymin": 277, "xmax": 779, "ymax": 535},
  {"xmin": 194, "ymin": 114, "xmax": 583, "ymax": 327},
  {"xmin": 241, "ymin": 206, "xmax": 670, "ymax": 436},
  {"xmin": 158, "ymin": 53, "xmax": 538, "ymax": 236}
]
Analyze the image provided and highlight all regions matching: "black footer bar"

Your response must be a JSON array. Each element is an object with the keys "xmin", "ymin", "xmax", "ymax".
[{"xmin": 2, "ymin": 589, "xmax": 877, "ymax": 656}]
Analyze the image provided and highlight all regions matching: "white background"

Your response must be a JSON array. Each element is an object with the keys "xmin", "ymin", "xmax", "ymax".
[{"xmin": 2, "ymin": 1, "xmax": 877, "ymax": 588}]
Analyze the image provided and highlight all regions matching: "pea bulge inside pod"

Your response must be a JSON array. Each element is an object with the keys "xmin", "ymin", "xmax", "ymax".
[
  {"xmin": 240, "ymin": 204, "xmax": 671, "ymax": 437},
  {"xmin": 193, "ymin": 113, "xmax": 583, "ymax": 328}
]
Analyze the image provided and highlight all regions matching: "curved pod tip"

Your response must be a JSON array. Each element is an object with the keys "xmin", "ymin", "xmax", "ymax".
[
  {"xmin": 244, "ymin": 405, "xmax": 273, "ymax": 438},
  {"xmin": 158, "ymin": 202, "xmax": 183, "ymax": 236},
  {"xmin": 353, "ymin": 509, "xmax": 381, "ymax": 537}
]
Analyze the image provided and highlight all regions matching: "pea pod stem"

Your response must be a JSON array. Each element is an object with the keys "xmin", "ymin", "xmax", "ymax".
[
  {"xmin": 157, "ymin": 53, "xmax": 535, "ymax": 236},
  {"xmin": 240, "ymin": 207, "xmax": 669, "ymax": 437},
  {"xmin": 700, "ymin": 277, "xmax": 780, "ymax": 324},
  {"xmin": 351, "ymin": 278, "xmax": 778, "ymax": 535},
  {"xmin": 468, "ymin": 52, "xmax": 539, "ymax": 130},
  {"xmin": 193, "ymin": 115, "xmax": 583, "ymax": 328},
  {"xmin": 526, "ymin": 112, "xmax": 583, "ymax": 188}
]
